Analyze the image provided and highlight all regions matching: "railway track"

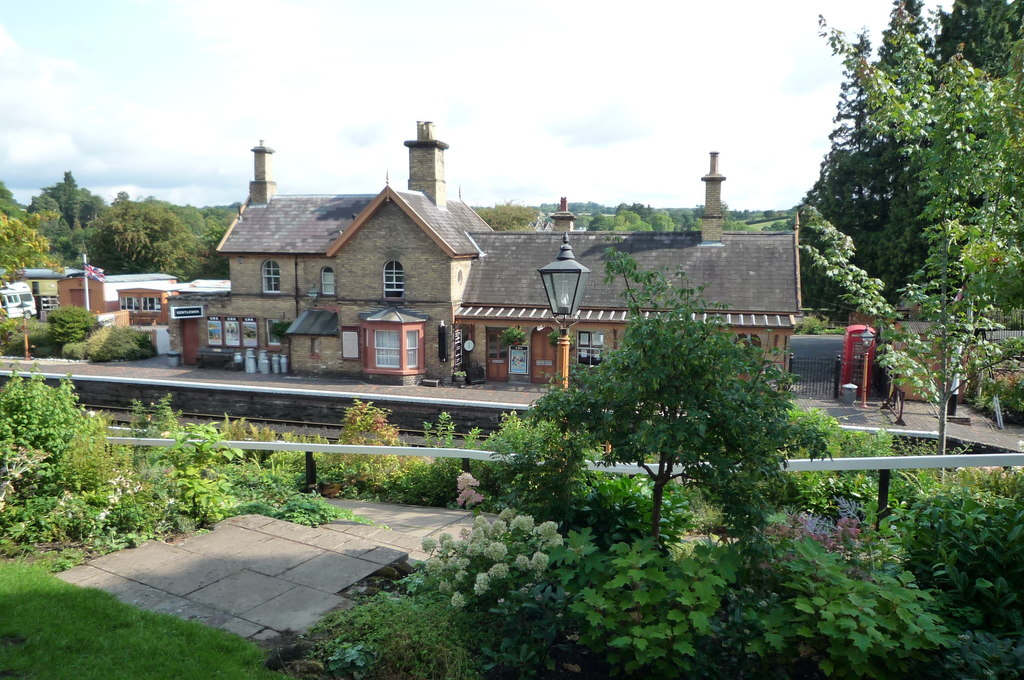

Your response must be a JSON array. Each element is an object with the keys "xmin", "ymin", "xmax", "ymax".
[{"xmin": 86, "ymin": 403, "xmax": 468, "ymax": 446}]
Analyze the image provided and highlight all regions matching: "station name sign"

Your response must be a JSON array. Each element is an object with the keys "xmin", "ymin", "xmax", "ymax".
[{"xmin": 170, "ymin": 306, "xmax": 205, "ymax": 319}]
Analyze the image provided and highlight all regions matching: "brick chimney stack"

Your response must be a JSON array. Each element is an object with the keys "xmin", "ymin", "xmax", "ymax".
[
  {"xmin": 249, "ymin": 141, "xmax": 276, "ymax": 205},
  {"xmin": 550, "ymin": 196, "xmax": 575, "ymax": 232},
  {"xmin": 404, "ymin": 121, "xmax": 448, "ymax": 209},
  {"xmin": 700, "ymin": 151, "xmax": 725, "ymax": 245}
]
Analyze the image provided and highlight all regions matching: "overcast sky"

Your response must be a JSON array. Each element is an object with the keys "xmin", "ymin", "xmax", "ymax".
[{"xmin": 0, "ymin": 1, "xmax": 948, "ymax": 211}]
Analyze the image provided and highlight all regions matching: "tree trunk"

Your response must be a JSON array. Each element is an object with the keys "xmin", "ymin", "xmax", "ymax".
[{"xmin": 650, "ymin": 477, "xmax": 665, "ymax": 542}]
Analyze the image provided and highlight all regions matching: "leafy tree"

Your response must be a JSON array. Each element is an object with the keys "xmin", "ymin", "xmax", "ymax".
[
  {"xmin": 0, "ymin": 182, "xmax": 24, "ymax": 219},
  {"xmin": 88, "ymin": 197, "xmax": 200, "ymax": 277},
  {"xmin": 586, "ymin": 213, "xmax": 614, "ymax": 231},
  {"xmin": 935, "ymin": 0, "xmax": 1024, "ymax": 77},
  {"xmin": 531, "ymin": 250, "xmax": 795, "ymax": 542},
  {"xmin": 648, "ymin": 212, "xmax": 674, "ymax": 232},
  {"xmin": 0, "ymin": 213, "xmax": 52, "ymax": 287},
  {"xmin": 474, "ymin": 201, "xmax": 538, "ymax": 231},
  {"xmin": 33, "ymin": 171, "xmax": 105, "ymax": 232},
  {"xmin": 806, "ymin": 12, "xmax": 1024, "ymax": 455}
]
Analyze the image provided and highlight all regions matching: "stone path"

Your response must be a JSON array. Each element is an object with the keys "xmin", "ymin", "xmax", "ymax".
[{"xmin": 57, "ymin": 500, "xmax": 476, "ymax": 641}]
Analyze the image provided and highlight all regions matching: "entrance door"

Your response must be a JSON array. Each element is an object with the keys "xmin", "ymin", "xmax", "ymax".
[
  {"xmin": 181, "ymin": 318, "xmax": 200, "ymax": 364},
  {"xmin": 486, "ymin": 329, "xmax": 508, "ymax": 382},
  {"xmin": 531, "ymin": 327, "xmax": 555, "ymax": 383}
]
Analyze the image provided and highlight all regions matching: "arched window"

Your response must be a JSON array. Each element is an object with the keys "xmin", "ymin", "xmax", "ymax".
[
  {"xmin": 383, "ymin": 261, "xmax": 404, "ymax": 298},
  {"xmin": 262, "ymin": 260, "xmax": 281, "ymax": 293},
  {"xmin": 321, "ymin": 267, "xmax": 335, "ymax": 296}
]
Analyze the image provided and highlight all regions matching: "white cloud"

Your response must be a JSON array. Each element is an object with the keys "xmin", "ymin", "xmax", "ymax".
[{"xmin": 0, "ymin": 0, "xmax": 951, "ymax": 208}]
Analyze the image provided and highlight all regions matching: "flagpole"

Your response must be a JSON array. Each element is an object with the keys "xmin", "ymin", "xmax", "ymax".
[{"xmin": 82, "ymin": 253, "xmax": 91, "ymax": 313}]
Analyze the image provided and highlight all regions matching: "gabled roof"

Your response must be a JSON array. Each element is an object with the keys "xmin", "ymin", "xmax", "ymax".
[
  {"xmin": 326, "ymin": 186, "xmax": 490, "ymax": 258},
  {"xmin": 219, "ymin": 187, "xmax": 491, "ymax": 257},
  {"xmin": 462, "ymin": 231, "xmax": 800, "ymax": 314},
  {"xmin": 219, "ymin": 195, "xmax": 376, "ymax": 254}
]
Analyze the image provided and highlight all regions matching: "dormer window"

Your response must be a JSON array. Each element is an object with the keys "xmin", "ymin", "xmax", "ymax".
[
  {"xmin": 262, "ymin": 260, "xmax": 281, "ymax": 293},
  {"xmin": 383, "ymin": 261, "xmax": 404, "ymax": 298},
  {"xmin": 321, "ymin": 267, "xmax": 335, "ymax": 295}
]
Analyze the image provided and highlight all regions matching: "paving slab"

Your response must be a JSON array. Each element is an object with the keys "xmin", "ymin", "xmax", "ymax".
[
  {"xmin": 177, "ymin": 524, "xmax": 274, "ymax": 559},
  {"xmin": 241, "ymin": 584, "xmax": 349, "ymax": 632},
  {"xmin": 131, "ymin": 552, "xmax": 239, "ymax": 597},
  {"xmin": 189, "ymin": 569, "xmax": 296, "ymax": 616},
  {"xmin": 280, "ymin": 552, "xmax": 382, "ymax": 594},
  {"xmin": 231, "ymin": 536, "xmax": 324, "ymax": 576}
]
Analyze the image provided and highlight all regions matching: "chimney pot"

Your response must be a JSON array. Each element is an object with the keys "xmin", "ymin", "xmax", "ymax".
[
  {"xmin": 405, "ymin": 122, "xmax": 448, "ymax": 208},
  {"xmin": 700, "ymin": 152, "xmax": 726, "ymax": 244}
]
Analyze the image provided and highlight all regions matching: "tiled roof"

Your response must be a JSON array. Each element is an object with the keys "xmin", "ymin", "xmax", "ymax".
[
  {"xmin": 219, "ymin": 195, "xmax": 376, "ymax": 254},
  {"xmin": 219, "ymin": 190, "xmax": 491, "ymax": 256},
  {"xmin": 462, "ymin": 231, "xmax": 800, "ymax": 314},
  {"xmin": 393, "ymin": 190, "xmax": 493, "ymax": 256}
]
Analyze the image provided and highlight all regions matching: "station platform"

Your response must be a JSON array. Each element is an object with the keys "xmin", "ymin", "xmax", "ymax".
[{"xmin": 3, "ymin": 355, "xmax": 1022, "ymax": 452}]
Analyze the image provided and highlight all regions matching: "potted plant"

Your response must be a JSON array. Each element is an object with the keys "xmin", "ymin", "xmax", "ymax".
[
  {"xmin": 453, "ymin": 370, "xmax": 467, "ymax": 387},
  {"xmin": 500, "ymin": 326, "xmax": 526, "ymax": 347}
]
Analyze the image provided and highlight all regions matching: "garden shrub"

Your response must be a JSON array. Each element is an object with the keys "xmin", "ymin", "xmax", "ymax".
[
  {"xmin": 421, "ymin": 509, "xmax": 571, "ymax": 676},
  {"xmin": 554, "ymin": 531, "xmax": 741, "ymax": 679},
  {"xmin": 931, "ymin": 630, "xmax": 1024, "ymax": 680},
  {"xmin": 484, "ymin": 412, "xmax": 595, "ymax": 525},
  {"xmin": 85, "ymin": 325, "xmax": 155, "ymax": 362},
  {"xmin": 754, "ymin": 537, "xmax": 950, "ymax": 679},
  {"xmin": 421, "ymin": 509, "xmax": 564, "ymax": 612},
  {"xmin": 563, "ymin": 474, "xmax": 693, "ymax": 550},
  {"xmin": 895, "ymin": 487, "xmax": 1024, "ymax": 634},
  {"xmin": 2, "ymin": 320, "xmax": 52, "ymax": 357},
  {"xmin": 311, "ymin": 591, "xmax": 486, "ymax": 680},
  {"xmin": 160, "ymin": 424, "xmax": 242, "ymax": 524},
  {"xmin": 46, "ymin": 305, "xmax": 95, "ymax": 347},
  {"xmin": 0, "ymin": 373, "xmax": 86, "ymax": 485},
  {"xmin": 59, "ymin": 341, "xmax": 87, "ymax": 360}
]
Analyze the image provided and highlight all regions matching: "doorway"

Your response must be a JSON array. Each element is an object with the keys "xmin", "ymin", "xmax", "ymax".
[
  {"xmin": 530, "ymin": 327, "xmax": 555, "ymax": 383},
  {"xmin": 181, "ymin": 319, "xmax": 200, "ymax": 364},
  {"xmin": 485, "ymin": 329, "xmax": 508, "ymax": 382}
]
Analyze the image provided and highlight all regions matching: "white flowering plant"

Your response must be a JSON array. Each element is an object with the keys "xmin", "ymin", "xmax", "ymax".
[{"xmin": 421, "ymin": 508, "xmax": 564, "ymax": 611}]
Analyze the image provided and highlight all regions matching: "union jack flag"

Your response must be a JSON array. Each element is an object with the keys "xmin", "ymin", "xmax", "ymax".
[{"xmin": 84, "ymin": 264, "xmax": 106, "ymax": 282}]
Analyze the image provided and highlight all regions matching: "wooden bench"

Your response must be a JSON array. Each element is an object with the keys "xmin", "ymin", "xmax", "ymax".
[{"xmin": 197, "ymin": 347, "xmax": 236, "ymax": 369}]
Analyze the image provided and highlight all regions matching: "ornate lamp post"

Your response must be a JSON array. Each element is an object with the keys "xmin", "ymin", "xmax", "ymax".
[
  {"xmin": 538, "ymin": 234, "xmax": 590, "ymax": 389},
  {"xmin": 860, "ymin": 327, "xmax": 876, "ymax": 408}
]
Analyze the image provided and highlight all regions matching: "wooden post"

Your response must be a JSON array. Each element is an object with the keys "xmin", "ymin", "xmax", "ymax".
[
  {"xmin": 875, "ymin": 469, "xmax": 891, "ymax": 528},
  {"xmin": 557, "ymin": 327, "xmax": 571, "ymax": 389},
  {"xmin": 305, "ymin": 451, "xmax": 317, "ymax": 493}
]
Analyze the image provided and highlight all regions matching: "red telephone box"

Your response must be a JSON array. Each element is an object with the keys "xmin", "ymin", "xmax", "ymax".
[{"xmin": 842, "ymin": 324, "xmax": 877, "ymax": 400}]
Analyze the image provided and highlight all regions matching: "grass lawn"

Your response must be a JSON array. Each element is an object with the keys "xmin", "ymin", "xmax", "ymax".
[{"xmin": 0, "ymin": 561, "xmax": 286, "ymax": 680}]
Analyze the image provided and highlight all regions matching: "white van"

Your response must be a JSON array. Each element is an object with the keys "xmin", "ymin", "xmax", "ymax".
[{"xmin": 0, "ymin": 281, "xmax": 37, "ymax": 319}]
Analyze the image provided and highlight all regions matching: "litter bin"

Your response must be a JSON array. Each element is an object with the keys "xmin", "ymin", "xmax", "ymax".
[
  {"xmin": 166, "ymin": 352, "xmax": 181, "ymax": 368},
  {"xmin": 840, "ymin": 383, "xmax": 858, "ymax": 405}
]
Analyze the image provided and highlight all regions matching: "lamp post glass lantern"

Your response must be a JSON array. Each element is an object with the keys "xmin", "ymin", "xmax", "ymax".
[{"xmin": 538, "ymin": 234, "xmax": 590, "ymax": 388}]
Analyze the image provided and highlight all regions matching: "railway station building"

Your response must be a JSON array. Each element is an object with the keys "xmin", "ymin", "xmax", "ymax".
[{"xmin": 168, "ymin": 122, "xmax": 801, "ymax": 385}]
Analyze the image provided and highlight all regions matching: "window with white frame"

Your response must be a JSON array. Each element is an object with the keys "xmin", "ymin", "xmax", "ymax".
[
  {"xmin": 383, "ymin": 261, "xmax": 404, "ymax": 298},
  {"xmin": 374, "ymin": 329, "xmax": 400, "ymax": 368},
  {"xmin": 577, "ymin": 330, "xmax": 605, "ymax": 365},
  {"xmin": 321, "ymin": 267, "xmax": 335, "ymax": 295},
  {"xmin": 266, "ymin": 319, "xmax": 283, "ymax": 346},
  {"xmin": 405, "ymin": 329, "xmax": 419, "ymax": 368},
  {"xmin": 262, "ymin": 260, "xmax": 281, "ymax": 293},
  {"xmin": 120, "ymin": 296, "xmax": 161, "ymax": 312}
]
